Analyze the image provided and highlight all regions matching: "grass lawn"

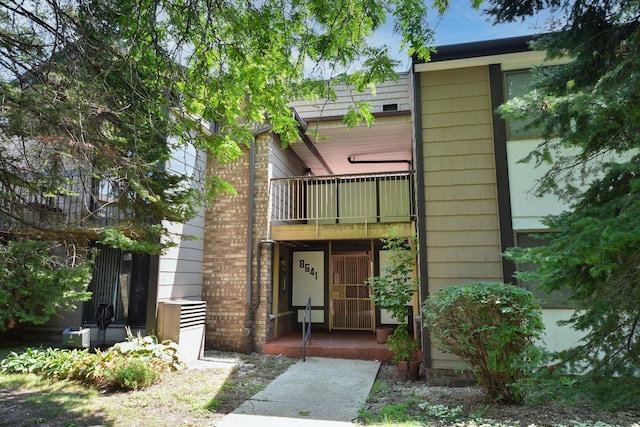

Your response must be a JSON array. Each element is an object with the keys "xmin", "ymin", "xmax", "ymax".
[
  {"xmin": 2, "ymin": 334, "xmax": 639, "ymax": 427},
  {"xmin": 0, "ymin": 334, "xmax": 294, "ymax": 427}
]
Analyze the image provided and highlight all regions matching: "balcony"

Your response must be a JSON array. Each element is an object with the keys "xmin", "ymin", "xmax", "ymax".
[
  {"xmin": 270, "ymin": 171, "xmax": 415, "ymax": 234},
  {"xmin": 0, "ymin": 172, "xmax": 124, "ymax": 234}
]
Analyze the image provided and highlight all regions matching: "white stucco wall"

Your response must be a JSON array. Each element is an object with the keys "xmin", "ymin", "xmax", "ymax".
[
  {"xmin": 507, "ymin": 137, "xmax": 589, "ymax": 354},
  {"xmin": 538, "ymin": 309, "xmax": 584, "ymax": 353}
]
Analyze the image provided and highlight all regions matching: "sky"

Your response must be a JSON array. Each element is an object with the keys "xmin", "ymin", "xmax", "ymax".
[{"xmin": 385, "ymin": 0, "xmax": 554, "ymax": 70}]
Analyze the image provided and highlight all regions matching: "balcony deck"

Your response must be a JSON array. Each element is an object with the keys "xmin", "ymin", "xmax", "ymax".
[{"xmin": 270, "ymin": 171, "xmax": 415, "ymax": 239}]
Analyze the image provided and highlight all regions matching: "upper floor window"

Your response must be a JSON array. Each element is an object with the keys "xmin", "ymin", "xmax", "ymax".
[{"xmin": 504, "ymin": 70, "xmax": 543, "ymax": 139}]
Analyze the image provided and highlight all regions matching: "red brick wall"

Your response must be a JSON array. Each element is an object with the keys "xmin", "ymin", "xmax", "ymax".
[{"xmin": 203, "ymin": 133, "xmax": 273, "ymax": 353}]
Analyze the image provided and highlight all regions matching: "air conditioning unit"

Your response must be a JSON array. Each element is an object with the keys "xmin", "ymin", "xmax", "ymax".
[
  {"xmin": 62, "ymin": 327, "xmax": 90, "ymax": 349},
  {"xmin": 157, "ymin": 300, "xmax": 206, "ymax": 362}
]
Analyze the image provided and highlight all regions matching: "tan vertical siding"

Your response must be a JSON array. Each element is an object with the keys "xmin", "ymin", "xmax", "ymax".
[{"xmin": 421, "ymin": 66, "xmax": 503, "ymax": 369}]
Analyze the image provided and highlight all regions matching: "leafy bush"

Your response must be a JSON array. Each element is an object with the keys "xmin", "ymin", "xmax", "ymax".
[
  {"xmin": 366, "ymin": 228, "xmax": 417, "ymax": 324},
  {"xmin": 104, "ymin": 357, "xmax": 160, "ymax": 390},
  {"xmin": 1, "ymin": 333, "xmax": 183, "ymax": 390},
  {"xmin": 109, "ymin": 332, "xmax": 182, "ymax": 371},
  {"xmin": 0, "ymin": 347, "xmax": 92, "ymax": 379},
  {"xmin": 422, "ymin": 282, "xmax": 545, "ymax": 403},
  {"xmin": 366, "ymin": 227, "xmax": 418, "ymax": 363},
  {"xmin": 386, "ymin": 325, "xmax": 418, "ymax": 363},
  {"xmin": 418, "ymin": 402, "xmax": 463, "ymax": 422}
]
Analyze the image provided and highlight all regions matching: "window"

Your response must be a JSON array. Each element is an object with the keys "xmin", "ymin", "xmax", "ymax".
[
  {"xmin": 515, "ymin": 231, "xmax": 574, "ymax": 308},
  {"xmin": 504, "ymin": 70, "xmax": 543, "ymax": 139}
]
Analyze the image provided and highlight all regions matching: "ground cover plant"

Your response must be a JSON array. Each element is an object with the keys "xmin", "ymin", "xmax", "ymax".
[
  {"xmin": 358, "ymin": 363, "xmax": 640, "ymax": 427},
  {"xmin": 1, "ymin": 332, "xmax": 182, "ymax": 390}
]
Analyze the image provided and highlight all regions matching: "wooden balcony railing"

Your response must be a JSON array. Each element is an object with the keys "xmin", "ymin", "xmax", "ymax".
[{"xmin": 270, "ymin": 171, "xmax": 415, "ymax": 225}]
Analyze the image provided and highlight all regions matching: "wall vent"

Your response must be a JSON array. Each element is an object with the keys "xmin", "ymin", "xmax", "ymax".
[{"xmin": 157, "ymin": 300, "xmax": 206, "ymax": 362}]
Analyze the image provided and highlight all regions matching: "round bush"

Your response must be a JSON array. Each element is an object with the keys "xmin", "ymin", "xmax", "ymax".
[{"xmin": 422, "ymin": 282, "xmax": 544, "ymax": 403}]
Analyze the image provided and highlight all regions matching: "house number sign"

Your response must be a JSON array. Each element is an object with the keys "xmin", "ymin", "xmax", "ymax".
[
  {"xmin": 298, "ymin": 259, "xmax": 318, "ymax": 280},
  {"xmin": 292, "ymin": 251, "xmax": 324, "ymax": 306}
]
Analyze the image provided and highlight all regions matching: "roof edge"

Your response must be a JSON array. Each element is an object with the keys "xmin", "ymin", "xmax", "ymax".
[{"xmin": 414, "ymin": 34, "xmax": 539, "ymax": 65}]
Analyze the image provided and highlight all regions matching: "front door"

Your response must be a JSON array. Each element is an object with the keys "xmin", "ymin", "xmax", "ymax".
[{"xmin": 329, "ymin": 254, "xmax": 374, "ymax": 331}]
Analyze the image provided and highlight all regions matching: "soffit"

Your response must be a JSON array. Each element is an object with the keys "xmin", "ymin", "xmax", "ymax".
[{"xmin": 288, "ymin": 118, "xmax": 413, "ymax": 176}]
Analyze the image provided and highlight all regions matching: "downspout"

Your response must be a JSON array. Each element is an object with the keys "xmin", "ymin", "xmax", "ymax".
[
  {"xmin": 254, "ymin": 240, "xmax": 275, "ymax": 312},
  {"xmin": 242, "ymin": 139, "xmax": 258, "ymax": 354},
  {"xmin": 411, "ymin": 65, "xmax": 432, "ymax": 369},
  {"xmin": 242, "ymin": 125, "xmax": 275, "ymax": 354}
]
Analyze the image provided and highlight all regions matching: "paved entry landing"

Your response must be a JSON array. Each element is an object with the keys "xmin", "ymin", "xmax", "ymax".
[
  {"xmin": 265, "ymin": 331, "xmax": 394, "ymax": 361},
  {"xmin": 217, "ymin": 357, "xmax": 380, "ymax": 426}
]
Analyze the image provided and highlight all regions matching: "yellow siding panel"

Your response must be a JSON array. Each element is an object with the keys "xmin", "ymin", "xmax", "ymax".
[
  {"xmin": 421, "ymin": 80, "xmax": 489, "ymax": 101},
  {"xmin": 424, "ymin": 169, "xmax": 497, "ymax": 186},
  {"xmin": 426, "ymin": 214, "xmax": 500, "ymax": 231},
  {"xmin": 426, "ymin": 230, "xmax": 501, "ymax": 247},
  {"xmin": 420, "ymin": 65, "xmax": 503, "ymax": 292},
  {"xmin": 428, "ymin": 246, "xmax": 503, "ymax": 263},
  {"xmin": 421, "ymin": 66, "xmax": 489, "ymax": 87},
  {"xmin": 426, "ymin": 200, "xmax": 498, "ymax": 217},
  {"xmin": 426, "ymin": 184, "xmax": 497, "ymax": 203},
  {"xmin": 423, "ymin": 126, "xmax": 494, "ymax": 144},
  {"xmin": 422, "ymin": 95, "xmax": 490, "ymax": 115},
  {"xmin": 423, "ymin": 110, "xmax": 492, "ymax": 129},
  {"xmin": 428, "ymin": 263, "xmax": 504, "ymax": 282},
  {"xmin": 423, "ymin": 153, "xmax": 496, "ymax": 172}
]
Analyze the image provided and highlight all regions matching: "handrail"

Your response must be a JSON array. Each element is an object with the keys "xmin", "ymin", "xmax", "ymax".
[{"xmin": 302, "ymin": 297, "xmax": 311, "ymax": 362}]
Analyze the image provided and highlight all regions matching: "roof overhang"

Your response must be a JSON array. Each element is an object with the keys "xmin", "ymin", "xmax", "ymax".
[{"xmin": 413, "ymin": 34, "xmax": 566, "ymax": 72}]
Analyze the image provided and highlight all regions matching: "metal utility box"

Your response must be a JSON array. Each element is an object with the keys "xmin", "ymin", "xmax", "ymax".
[
  {"xmin": 157, "ymin": 300, "xmax": 206, "ymax": 362},
  {"xmin": 62, "ymin": 327, "xmax": 90, "ymax": 349}
]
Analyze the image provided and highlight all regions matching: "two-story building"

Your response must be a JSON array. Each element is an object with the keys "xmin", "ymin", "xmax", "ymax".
[
  {"xmin": 18, "ymin": 34, "xmax": 586, "ymax": 379},
  {"xmin": 201, "ymin": 34, "xmax": 585, "ymax": 382},
  {"xmin": 203, "ymin": 73, "xmax": 417, "ymax": 355}
]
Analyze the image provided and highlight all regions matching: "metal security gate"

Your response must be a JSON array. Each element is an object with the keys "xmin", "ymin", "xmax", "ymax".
[
  {"xmin": 330, "ymin": 254, "xmax": 374, "ymax": 331},
  {"xmin": 83, "ymin": 245, "xmax": 149, "ymax": 327}
]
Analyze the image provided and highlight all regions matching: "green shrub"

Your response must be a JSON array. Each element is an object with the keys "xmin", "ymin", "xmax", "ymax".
[
  {"xmin": 108, "ymin": 332, "xmax": 182, "ymax": 371},
  {"xmin": 422, "ymin": 282, "xmax": 545, "ymax": 403},
  {"xmin": 1, "ymin": 332, "xmax": 182, "ymax": 390},
  {"xmin": 386, "ymin": 325, "xmax": 418, "ymax": 363},
  {"xmin": 104, "ymin": 357, "xmax": 160, "ymax": 390}
]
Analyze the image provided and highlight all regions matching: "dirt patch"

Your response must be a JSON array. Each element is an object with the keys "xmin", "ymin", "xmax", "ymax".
[
  {"xmin": 359, "ymin": 362, "xmax": 640, "ymax": 426},
  {"xmin": 2, "ymin": 337, "xmax": 639, "ymax": 427},
  {"xmin": 0, "ymin": 348, "xmax": 295, "ymax": 427}
]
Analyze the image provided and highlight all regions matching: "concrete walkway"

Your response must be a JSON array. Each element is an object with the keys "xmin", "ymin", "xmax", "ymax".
[{"xmin": 217, "ymin": 357, "xmax": 380, "ymax": 427}]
